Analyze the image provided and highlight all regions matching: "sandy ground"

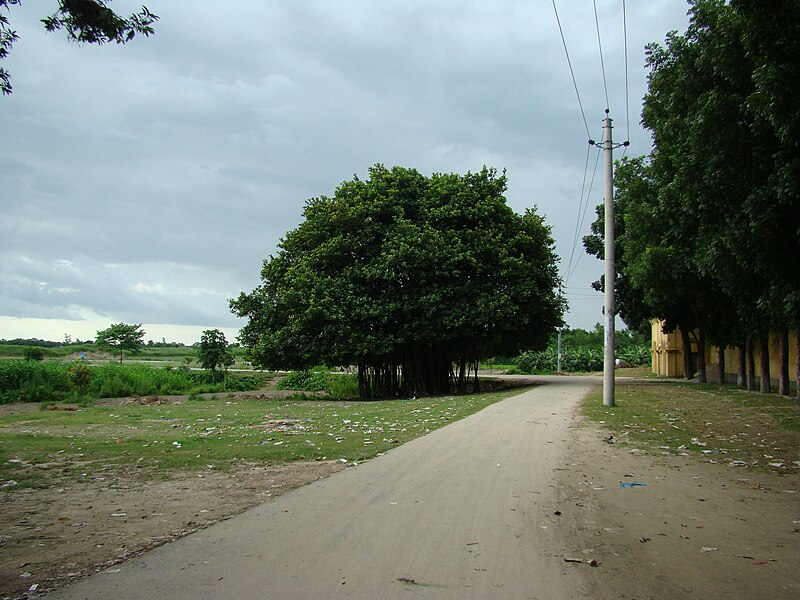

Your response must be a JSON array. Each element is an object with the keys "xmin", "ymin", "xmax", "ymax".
[
  {"xmin": 557, "ymin": 418, "xmax": 800, "ymax": 599},
  {"xmin": 2, "ymin": 379, "xmax": 798, "ymax": 599},
  {"xmin": 0, "ymin": 461, "xmax": 344, "ymax": 599}
]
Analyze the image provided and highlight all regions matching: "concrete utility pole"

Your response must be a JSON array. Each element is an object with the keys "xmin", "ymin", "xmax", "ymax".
[
  {"xmin": 557, "ymin": 328, "xmax": 563, "ymax": 374},
  {"xmin": 602, "ymin": 113, "xmax": 615, "ymax": 407},
  {"xmin": 589, "ymin": 112, "xmax": 626, "ymax": 407}
]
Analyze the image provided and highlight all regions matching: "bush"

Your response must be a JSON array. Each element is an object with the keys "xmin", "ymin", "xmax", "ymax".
[
  {"xmin": 513, "ymin": 344, "xmax": 650, "ymax": 374},
  {"xmin": 223, "ymin": 374, "xmax": 265, "ymax": 391},
  {"xmin": 276, "ymin": 370, "xmax": 359, "ymax": 398},
  {"xmin": 23, "ymin": 347, "xmax": 46, "ymax": 361},
  {"xmin": 326, "ymin": 374, "xmax": 359, "ymax": 398},
  {"xmin": 617, "ymin": 345, "xmax": 651, "ymax": 366},
  {"xmin": 277, "ymin": 370, "xmax": 329, "ymax": 392},
  {"xmin": 0, "ymin": 360, "xmax": 73, "ymax": 403},
  {"xmin": 68, "ymin": 364, "xmax": 92, "ymax": 394},
  {"xmin": 0, "ymin": 362, "xmax": 271, "ymax": 403}
]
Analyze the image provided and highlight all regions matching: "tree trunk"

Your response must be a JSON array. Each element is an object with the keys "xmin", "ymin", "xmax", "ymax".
[
  {"xmin": 696, "ymin": 330, "xmax": 707, "ymax": 384},
  {"xmin": 737, "ymin": 344, "xmax": 746, "ymax": 389},
  {"xmin": 759, "ymin": 333, "xmax": 771, "ymax": 393},
  {"xmin": 746, "ymin": 336, "xmax": 756, "ymax": 391},
  {"xmin": 718, "ymin": 345, "xmax": 725, "ymax": 385},
  {"xmin": 796, "ymin": 332, "xmax": 800, "ymax": 401},
  {"xmin": 778, "ymin": 327, "xmax": 790, "ymax": 396},
  {"xmin": 680, "ymin": 327, "xmax": 694, "ymax": 379}
]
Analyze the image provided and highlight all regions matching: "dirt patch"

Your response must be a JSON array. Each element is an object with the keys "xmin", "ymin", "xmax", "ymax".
[
  {"xmin": 0, "ymin": 460, "xmax": 345, "ymax": 599},
  {"xmin": 0, "ymin": 403, "xmax": 40, "ymax": 418},
  {"xmin": 557, "ymin": 418, "xmax": 800, "ymax": 599}
]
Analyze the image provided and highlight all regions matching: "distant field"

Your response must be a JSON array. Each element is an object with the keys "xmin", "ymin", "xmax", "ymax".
[{"xmin": 0, "ymin": 343, "xmax": 252, "ymax": 369}]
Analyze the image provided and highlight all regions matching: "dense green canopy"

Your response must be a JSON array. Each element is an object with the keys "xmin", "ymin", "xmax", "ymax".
[
  {"xmin": 585, "ymin": 0, "xmax": 800, "ymax": 394},
  {"xmin": 231, "ymin": 165, "xmax": 564, "ymax": 399}
]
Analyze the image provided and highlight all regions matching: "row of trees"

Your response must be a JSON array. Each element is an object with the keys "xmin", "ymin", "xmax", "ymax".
[
  {"xmin": 585, "ymin": 0, "xmax": 799, "ymax": 397},
  {"xmin": 232, "ymin": 165, "xmax": 564, "ymax": 399}
]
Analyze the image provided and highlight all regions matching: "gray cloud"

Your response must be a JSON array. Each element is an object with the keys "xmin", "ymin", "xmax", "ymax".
[{"xmin": 0, "ymin": 0, "xmax": 689, "ymax": 341}]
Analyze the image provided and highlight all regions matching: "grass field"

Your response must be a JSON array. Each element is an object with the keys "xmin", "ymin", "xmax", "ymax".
[
  {"xmin": 0, "ymin": 387, "xmax": 528, "ymax": 490},
  {"xmin": 582, "ymin": 380, "xmax": 800, "ymax": 473}
]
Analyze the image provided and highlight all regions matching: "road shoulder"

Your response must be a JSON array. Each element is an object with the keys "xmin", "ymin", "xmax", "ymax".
[{"xmin": 557, "ymin": 416, "xmax": 800, "ymax": 599}]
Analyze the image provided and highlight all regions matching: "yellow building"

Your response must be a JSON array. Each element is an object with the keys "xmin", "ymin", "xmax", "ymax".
[{"xmin": 650, "ymin": 320, "xmax": 798, "ymax": 389}]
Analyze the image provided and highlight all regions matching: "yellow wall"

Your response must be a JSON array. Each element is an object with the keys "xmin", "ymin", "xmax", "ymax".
[
  {"xmin": 650, "ymin": 323, "xmax": 684, "ymax": 377},
  {"xmin": 650, "ymin": 320, "xmax": 798, "ymax": 386}
]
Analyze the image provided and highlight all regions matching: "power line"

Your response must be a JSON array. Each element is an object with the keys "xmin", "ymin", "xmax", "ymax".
[
  {"xmin": 551, "ymin": 0, "xmax": 591, "ymax": 140},
  {"xmin": 593, "ymin": 0, "xmax": 610, "ymax": 111},
  {"xmin": 565, "ymin": 144, "xmax": 602, "ymax": 284},
  {"xmin": 564, "ymin": 144, "xmax": 592, "ymax": 281},
  {"xmin": 622, "ymin": 0, "xmax": 630, "ymax": 142}
]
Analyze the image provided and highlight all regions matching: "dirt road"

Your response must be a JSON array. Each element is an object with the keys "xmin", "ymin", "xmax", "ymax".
[{"xmin": 47, "ymin": 378, "xmax": 595, "ymax": 600}]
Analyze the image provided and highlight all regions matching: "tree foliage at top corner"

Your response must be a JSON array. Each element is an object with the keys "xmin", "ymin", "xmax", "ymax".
[
  {"xmin": 0, "ymin": 0, "xmax": 158, "ymax": 95},
  {"xmin": 231, "ymin": 165, "xmax": 565, "ymax": 399}
]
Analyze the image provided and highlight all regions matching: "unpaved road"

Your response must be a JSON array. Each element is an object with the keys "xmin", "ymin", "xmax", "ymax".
[{"xmin": 47, "ymin": 378, "xmax": 595, "ymax": 599}]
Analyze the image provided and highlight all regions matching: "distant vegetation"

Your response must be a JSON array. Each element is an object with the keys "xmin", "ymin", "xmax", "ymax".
[
  {"xmin": 511, "ymin": 326, "xmax": 650, "ymax": 374},
  {"xmin": 0, "ymin": 360, "xmax": 269, "ymax": 405},
  {"xmin": 276, "ymin": 369, "xmax": 360, "ymax": 399}
]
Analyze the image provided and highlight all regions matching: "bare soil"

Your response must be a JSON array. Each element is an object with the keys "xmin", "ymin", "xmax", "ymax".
[
  {"xmin": 558, "ymin": 418, "xmax": 800, "ymax": 599},
  {"xmin": 0, "ymin": 461, "xmax": 344, "ymax": 599},
  {"xmin": 0, "ymin": 392, "xmax": 344, "ymax": 600}
]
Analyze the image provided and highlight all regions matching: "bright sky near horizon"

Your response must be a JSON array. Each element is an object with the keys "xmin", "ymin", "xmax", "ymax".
[{"xmin": 1, "ymin": 1, "xmax": 690, "ymax": 346}]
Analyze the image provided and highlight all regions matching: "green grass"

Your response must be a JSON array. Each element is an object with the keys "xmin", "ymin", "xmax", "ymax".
[
  {"xmin": 582, "ymin": 381, "xmax": 800, "ymax": 473},
  {"xmin": 0, "ymin": 360, "xmax": 274, "ymax": 404},
  {"xmin": 0, "ymin": 387, "xmax": 528, "ymax": 489}
]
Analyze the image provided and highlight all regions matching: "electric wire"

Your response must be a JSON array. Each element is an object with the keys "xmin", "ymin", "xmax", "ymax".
[
  {"xmin": 551, "ymin": 0, "xmax": 592, "ymax": 140},
  {"xmin": 564, "ymin": 144, "xmax": 593, "ymax": 281},
  {"xmin": 593, "ymin": 0, "xmax": 610, "ymax": 111},
  {"xmin": 552, "ymin": 1, "xmax": 628, "ymax": 290},
  {"xmin": 622, "ymin": 0, "xmax": 630, "ymax": 143},
  {"xmin": 566, "ymin": 148, "xmax": 602, "ymax": 284},
  {"xmin": 565, "ymin": 144, "xmax": 603, "ymax": 284}
]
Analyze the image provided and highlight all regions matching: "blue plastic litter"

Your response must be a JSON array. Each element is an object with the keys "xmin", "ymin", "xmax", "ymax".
[{"xmin": 619, "ymin": 482, "xmax": 648, "ymax": 489}]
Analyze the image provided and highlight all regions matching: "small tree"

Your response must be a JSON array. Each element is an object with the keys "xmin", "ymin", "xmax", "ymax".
[
  {"xmin": 23, "ymin": 346, "xmax": 45, "ymax": 361},
  {"xmin": 197, "ymin": 329, "xmax": 234, "ymax": 383},
  {"xmin": 68, "ymin": 363, "xmax": 92, "ymax": 395},
  {"xmin": 95, "ymin": 323, "xmax": 145, "ymax": 364}
]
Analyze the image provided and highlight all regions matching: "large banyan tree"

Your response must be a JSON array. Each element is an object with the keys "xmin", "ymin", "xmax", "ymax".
[{"xmin": 231, "ymin": 165, "xmax": 564, "ymax": 399}]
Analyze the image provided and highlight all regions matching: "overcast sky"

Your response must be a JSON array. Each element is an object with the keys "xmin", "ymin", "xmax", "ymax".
[{"xmin": 0, "ymin": 0, "xmax": 690, "ymax": 345}]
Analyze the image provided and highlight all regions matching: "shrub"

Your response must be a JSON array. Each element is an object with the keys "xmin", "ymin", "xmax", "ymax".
[
  {"xmin": 23, "ymin": 347, "xmax": 46, "ymax": 361},
  {"xmin": 326, "ymin": 374, "xmax": 359, "ymax": 398},
  {"xmin": 513, "ymin": 344, "xmax": 650, "ymax": 374},
  {"xmin": 276, "ymin": 370, "xmax": 358, "ymax": 398},
  {"xmin": 0, "ymin": 362, "xmax": 266, "ymax": 403},
  {"xmin": 277, "ymin": 370, "xmax": 329, "ymax": 392},
  {"xmin": 0, "ymin": 360, "xmax": 73, "ymax": 403},
  {"xmin": 68, "ymin": 363, "xmax": 92, "ymax": 394}
]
